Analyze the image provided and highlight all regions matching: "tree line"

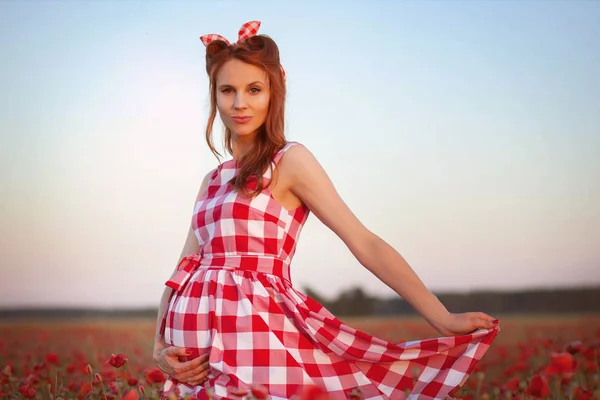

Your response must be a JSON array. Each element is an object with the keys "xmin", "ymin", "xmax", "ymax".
[
  {"xmin": 303, "ymin": 285, "xmax": 600, "ymax": 317},
  {"xmin": 0, "ymin": 286, "xmax": 598, "ymax": 320}
]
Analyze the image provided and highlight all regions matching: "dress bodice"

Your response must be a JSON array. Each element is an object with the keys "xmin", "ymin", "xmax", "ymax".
[{"xmin": 191, "ymin": 141, "xmax": 309, "ymax": 266}]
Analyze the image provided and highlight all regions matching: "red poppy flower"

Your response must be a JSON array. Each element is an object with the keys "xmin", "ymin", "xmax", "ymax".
[
  {"xmin": 145, "ymin": 368, "xmax": 166, "ymax": 384},
  {"xmin": 574, "ymin": 386, "xmax": 594, "ymax": 400},
  {"xmin": 25, "ymin": 374, "xmax": 39, "ymax": 385},
  {"xmin": 102, "ymin": 368, "xmax": 117, "ymax": 382},
  {"xmin": 79, "ymin": 382, "xmax": 92, "ymax": 397},
  {"xmin": 45, "ymin": 352, "xmax": 60, "ymax": 366},
  {"xmin": 122, "ymin": 390, "xmax": 140, "ymax": 400},
  {"xmin": 544, "ymin": 352, "xmax": 576, "ymax": 376},
  {"xmin": 18, "ymin": 384, "xmax": 36, "ymax": 398},
  {"xmin": 128, "ymin": 376, "xmax": 139, "ymax": 386},
  {"xmin": 582, "ymin": 345, "xmax": 599, "ymax": 361},
  {"xmin": 107, "ymin": 353, "xmax": 128, "ymax": 368},
  {"xmin": 584, "ymin": 360, "xmax": 599, "ymax": 373},
  {"xmin": 565, "ymin": 340, "xmax": 582, "ymax": 355},
  {"xmin": 502, "ymin": 377, "xmax": 521, "ymax": 392},
  {"xmin": 526, "ymin": 373, "xmax": 550, "ymax": 397}
]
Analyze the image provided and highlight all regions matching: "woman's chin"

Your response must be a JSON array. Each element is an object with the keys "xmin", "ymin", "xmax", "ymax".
[{"xmin": 231, "ymin": 127, "xmax": 259, "ymax": 138}]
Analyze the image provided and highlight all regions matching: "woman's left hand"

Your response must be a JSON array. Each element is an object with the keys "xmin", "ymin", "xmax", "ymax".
[{"xmin": 434, "ymin": 312, "xmax": 497, "ymax": 336}]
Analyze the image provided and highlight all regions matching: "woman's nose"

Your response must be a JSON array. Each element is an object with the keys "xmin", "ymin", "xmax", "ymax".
[{"xmin": 233, "ymin": 94, "xmax": 248, "ymax": 109}]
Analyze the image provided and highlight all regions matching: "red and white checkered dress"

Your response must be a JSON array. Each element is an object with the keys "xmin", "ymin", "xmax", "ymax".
[{"xmin": 158, "ymin": 141, "xmax": 499, "ymax": 400}]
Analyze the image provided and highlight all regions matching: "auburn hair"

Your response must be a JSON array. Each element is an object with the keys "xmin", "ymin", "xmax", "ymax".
[{"xmin": 204, "ymin": 34, "xmax": 287, "ymax": 197}]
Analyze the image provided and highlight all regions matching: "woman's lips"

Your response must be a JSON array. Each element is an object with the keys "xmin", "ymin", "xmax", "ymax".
[{"xmin": 231, "ymin": 116, "xmax": 252, "ymax": 124}]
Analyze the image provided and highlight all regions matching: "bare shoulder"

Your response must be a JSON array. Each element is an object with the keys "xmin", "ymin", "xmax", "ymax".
[
  {"xmin": 274, "ymin": 141, "xmax": 329, "ymax": 196},
  {"xmin": 278, "ymin": 142, "xmax": 375, "ymax": 255},
  {"xmin": 276, "ymin": 142, "xmax": 322, "ymax": 182}
]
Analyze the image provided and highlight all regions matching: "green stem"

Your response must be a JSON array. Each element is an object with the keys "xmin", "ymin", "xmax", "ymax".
[
  {"xmin": 86, "ymin": 374, "xmax": 93, "ymax": 400},
  {"xmin": 476, "ymin": 372, "xmax": 484, "ymax": 399},
  {"xmin": 553, "ymin": 375, "xmax": 562, "ymax": 399},
  {"xmin": 53, "ymin": 365, "xmax": 64, "ymax": 398},
  {"xmin": 100, "ymin": 381, "xmax": 108, "ymax": 400},
  {"xmin": 116, "ymin": 366, "xmax": 122, "ymax": 399}
]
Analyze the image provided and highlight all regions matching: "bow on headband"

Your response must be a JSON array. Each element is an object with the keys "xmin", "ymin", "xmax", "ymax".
[{"xmin": 199, "ymin": 20, "xmax": 286, "ymax": 79}]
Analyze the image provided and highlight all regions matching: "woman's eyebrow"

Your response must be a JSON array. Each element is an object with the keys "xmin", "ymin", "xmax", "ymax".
[{"xmin": 218, "ymin": 81, "xmax": 265, "ymax": 89}]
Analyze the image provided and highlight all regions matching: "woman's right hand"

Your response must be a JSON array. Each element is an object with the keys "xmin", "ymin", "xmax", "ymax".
[
  {"xmin": 153, "ymin": 345, "xmax": 210, "ymax": 386},
  {"xmin": 433, "ymin": 312, "xmax": 498, "ymax": 337}
]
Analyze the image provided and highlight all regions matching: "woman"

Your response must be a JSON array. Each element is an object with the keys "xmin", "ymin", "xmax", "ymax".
[{"xmin": 153, "ymin": 21, "xmax": 499, "ymax": 400}]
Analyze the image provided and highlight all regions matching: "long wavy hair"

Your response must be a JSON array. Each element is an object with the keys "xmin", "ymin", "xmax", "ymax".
[{"xmin": 204, "ymin": 34, "xmax": 287, "ymax": 197}]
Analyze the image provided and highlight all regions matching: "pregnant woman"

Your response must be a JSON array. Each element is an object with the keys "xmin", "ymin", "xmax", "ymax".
[{"xmin": 152, "ymin": 20, "xmax": 499, "ymax": 400}]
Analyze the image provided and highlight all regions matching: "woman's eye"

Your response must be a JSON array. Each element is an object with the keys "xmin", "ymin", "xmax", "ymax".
[{"xmin": 220, "ymin": 87, "xmax": 260, "ymax": 94}]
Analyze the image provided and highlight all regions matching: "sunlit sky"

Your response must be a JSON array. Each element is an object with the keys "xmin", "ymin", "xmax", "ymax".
[{"xmin": 1, "ymin": 1, "xmax": 599, "ymax": 309}]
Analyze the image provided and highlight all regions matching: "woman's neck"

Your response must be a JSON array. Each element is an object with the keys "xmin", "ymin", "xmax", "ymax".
[{"xmin": 231, "ymin": 133, "xmax": 258, "ymax": 161}]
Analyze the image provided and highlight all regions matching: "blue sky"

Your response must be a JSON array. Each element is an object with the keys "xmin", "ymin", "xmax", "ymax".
[{"xmin": 0, "ymin": 1, "xmax": 598, "ymax": 308}]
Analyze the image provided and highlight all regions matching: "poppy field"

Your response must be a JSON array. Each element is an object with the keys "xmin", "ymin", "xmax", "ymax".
[{"xmin": 0, "ymin": 314, "xmax": 598, "ymax": 399}]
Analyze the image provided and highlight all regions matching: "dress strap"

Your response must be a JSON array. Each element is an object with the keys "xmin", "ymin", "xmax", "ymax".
[{"xmin": 273, "ymin": 141, "xmax": 301, "ymax": 165}]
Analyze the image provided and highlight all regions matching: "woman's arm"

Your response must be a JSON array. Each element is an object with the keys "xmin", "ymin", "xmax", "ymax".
[
  {"xmin": 153, "ymin": 224, "xmax": 202, "ymax": 354},
  {"xmin": 153, "ymin": 169, "xmax": 213, "ymax": 356},
  {"xmin": 150, "ymin": 169, "xmax": 215, "ymax": 386},
  {"xmin": 280, "ymin": 145, "xmax": 495, "ymax": 335}
]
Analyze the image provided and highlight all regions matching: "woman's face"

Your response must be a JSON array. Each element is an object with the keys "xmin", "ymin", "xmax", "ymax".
[{"xmin": 216, "ymin": 59, "xmax": 270, "ymax": 139}]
